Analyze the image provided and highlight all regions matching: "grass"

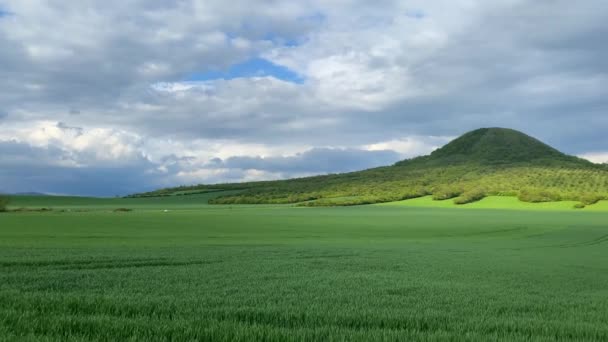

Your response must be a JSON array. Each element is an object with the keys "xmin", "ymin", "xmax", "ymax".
[
  {"xmin": 1, "ymin": 195, "xmax": 607, "ymax": 340},
  {"xmin": 380, "ymin": 195, "xmax": 586, "ymax": 210}
]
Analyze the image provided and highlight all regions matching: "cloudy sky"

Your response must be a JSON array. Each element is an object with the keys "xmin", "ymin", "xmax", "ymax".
[{"xmin": 1, "ymin": 1, "xmax": 607, "ymax": 196}]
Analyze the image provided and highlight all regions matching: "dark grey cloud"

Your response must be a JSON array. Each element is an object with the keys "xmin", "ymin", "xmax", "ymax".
[
  {"xmin": 0, "ymin": 163, "xmax": 160, "ymax": 197},
  {"xmin": 0, "ymin": 140, "xmax": 163, "ymax": 196},
  {"xmin": 221, "ymin": 148, "xmax": 401, "ymax": 174},
  {"xmin": 56, "ymin": 122, "xmax": 84, "ymax": 136}
]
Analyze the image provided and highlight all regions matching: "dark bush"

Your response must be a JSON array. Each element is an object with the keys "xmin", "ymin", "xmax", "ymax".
[
  {"xmin": 0, "ymin": 196, "xmax": 9, "ymax": 212},
  {"xmin": 518, "ymin": 189, "xmax": 561, "ymax": 203},
  {"xmin": 399, "ymin": 187, "xmax": 429, "ymax": 200},
  {"xmin": 432, "ymin": 186, "xmax": 463, "ymax": 200},
  {"xmin": 454, "ymin": 189, "xmax": 486, "ymax": 205},
  {"xmin": 579, "ymin": 194, "xmax": 604, "ymax": 205}
]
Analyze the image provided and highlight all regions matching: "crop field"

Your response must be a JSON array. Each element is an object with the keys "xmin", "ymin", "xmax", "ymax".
[{"xmin": 1, "ymin": 195, "xmax": 608, "ymax": 341}]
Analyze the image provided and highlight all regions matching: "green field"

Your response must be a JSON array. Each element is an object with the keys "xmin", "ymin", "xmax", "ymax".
[{"xmin": 1, "ymin": 195, "xmax": 608, "ymax": 341}]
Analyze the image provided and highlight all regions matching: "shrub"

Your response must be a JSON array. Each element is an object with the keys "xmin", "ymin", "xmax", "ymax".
[
  {"xmin": 573, "ymin": 203, "xmax": 586, "ymax": 209},
  {"xmin": 297, "ymin": 197, "xmax": 379, "ymax": 207},
  {"xmin": 496, "ymin": 190, "xmax": 518, "ymax": 197},
  {"xmin": 399, "ymin": 187, "xmax": 429, "ymax": 201},
  {"xmin": 432, "ymin": 186, "xmax": 463, "ymax": 200},
  {"xmin": 454, "ymin": 189, "xmax": 486, "ymax": 205},
  {"xmin": 0, "ymin": 195, "xmax": 9, "ymax": 212},
  {"xmin": 518, "ymin": 189, "xmax": 561, "ymax": 203},
  {"xmin": 579, "ymin": 193, "xmax": 604, "ymax": 206}
]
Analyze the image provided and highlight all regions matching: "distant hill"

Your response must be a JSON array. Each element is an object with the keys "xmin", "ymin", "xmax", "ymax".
[
  {"xmin": 133, "ymin": 128, "xmax": 608, "ymax": 208},
  {"xmin": 11, "ymin": 192, "xmax": 51, "ymax": 196}
]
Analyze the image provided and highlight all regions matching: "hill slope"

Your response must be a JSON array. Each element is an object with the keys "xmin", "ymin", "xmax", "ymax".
[
  {"xmin": 397, "ymin": 128, "xmax": 591, "ymax": 167},
  {"xmin": 133, "ymin": 128, "xmax": 608, "ymax": 207}
]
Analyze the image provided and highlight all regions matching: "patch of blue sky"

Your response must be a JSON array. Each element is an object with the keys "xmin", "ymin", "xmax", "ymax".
[
  {"xmin": 262, "ymin": 32, "xmax": 301, "ymax": 47},
  {"xmin": 186, "ymin": 58, "xmax": 304, "ymax": 84},
  {"xmin": 0, "ymin": 9, "xmax": 13, "ymax": 17},
  {"xmin": 405, "ymin": 9, "xmax": 426, "ymax": 19},
  {"xmin": 226, "ymin": 27, "xmax": 306, "ymax": 48}
]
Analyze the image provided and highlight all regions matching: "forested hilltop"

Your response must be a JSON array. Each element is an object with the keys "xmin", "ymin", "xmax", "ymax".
[{"xmin": 132, "ymin": 128, "xmax": 608, "ymax": 207}]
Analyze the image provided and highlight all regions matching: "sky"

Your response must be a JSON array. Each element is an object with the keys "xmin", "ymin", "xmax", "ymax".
[{"xmin": 0, "ymin": 0, "xmax": 607, "ymax": 196}]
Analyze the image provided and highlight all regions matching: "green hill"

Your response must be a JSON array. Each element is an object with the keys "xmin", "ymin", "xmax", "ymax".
[
  {"xmin": 397, "ymin": 128, "xmax": 591, "ymax": 167},
  {"xmin": 133, "ymin": 128, "xmax": 608, "ymax": 207}
]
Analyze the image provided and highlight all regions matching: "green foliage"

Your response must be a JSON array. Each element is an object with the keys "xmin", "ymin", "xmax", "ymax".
[
  {"xmin": 1, "ymin": 206, "xmax": 608, "ymax": 340},
  {"xmin": 518, "ymin": 189, "xmax": 562, "ymax": 203},
  {"xmin": 432, "ymin": 186, "xmax": 463, "ymax": 200},
  {"xmin": 125, "ymin": 188, "xmax": 225, "ymax": 198},
  {"xmin": 396, "ymin": 127, "xmax": 596, "ymax": 167},
  {"xmin": 298, "ymin": 196, "xmax": 379, "ymax": 207},
  {"xmin": 573, "ymin": 203, "xmax": 586, "ymax": 209},
  {"xmin": 580, "ymin": 193, "xmax": 605, "ymax": 205},
  {"xmin": 0, "ymin": 195, "xmax": 9, "ymax": 212},
  {"xmin": 454, "ymin": 189, "xmax": 486, "ymax": 205},
  {"xmin": 495, "ymin": 190, "xmax": 519, "ymax": 196}
]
